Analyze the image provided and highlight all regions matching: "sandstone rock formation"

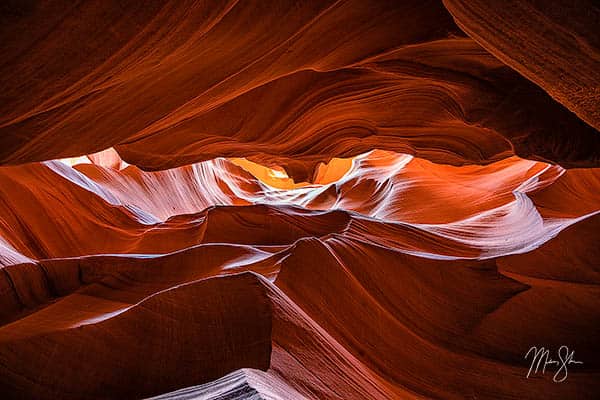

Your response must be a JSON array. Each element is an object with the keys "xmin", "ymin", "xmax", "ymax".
[{"xmin": 0, "ymin": 1, "xmax": 598, "ymax": 399}]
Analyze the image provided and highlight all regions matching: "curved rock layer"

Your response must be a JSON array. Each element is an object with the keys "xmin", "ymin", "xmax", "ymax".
[
  {"xmin": 0, "ymin": 148, "xmax": 599, "ymax": 399},
  {"xmin": 443, "ymin": 0, "xmax": 600, "ymax": 131},
  {"xmin": 1, "ymin": 0, "xmax": 599, "ymax": 180},
  {"xmin": 1, "ymin": 1, "xmax": 599, "ymax": 399},
  {"xmin": 1, "ymin": 148, "xmax": 597, "ymax": 264}
]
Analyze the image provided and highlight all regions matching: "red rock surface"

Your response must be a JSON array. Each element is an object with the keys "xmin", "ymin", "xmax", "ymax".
[{"xmin": 0, "ymin": 1, "xmax": 599, "ymax": 399}]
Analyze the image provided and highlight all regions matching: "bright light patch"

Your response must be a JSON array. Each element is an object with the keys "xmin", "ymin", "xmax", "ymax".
[
  {"xmin": 59, "ymin": 155, "xmax": 91, "ymax": 167},
  {"xmin": 230, "ymin": 156, "xmax": 355, "ymax": 189},
  {"xmin": 268, "ymin": 168, "xmax": 289, "ymax": 179}
]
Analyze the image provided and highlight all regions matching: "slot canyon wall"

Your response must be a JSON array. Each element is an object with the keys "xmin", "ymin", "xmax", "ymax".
[{"xmin": 0, "ymin": 1, "xmax": 599, "ymax": 399}]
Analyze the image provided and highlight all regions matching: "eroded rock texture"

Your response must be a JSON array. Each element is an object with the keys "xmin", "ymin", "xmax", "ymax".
[{"xmin": 0, "ymin": 1, "xmax": 599, "ymax": 399}]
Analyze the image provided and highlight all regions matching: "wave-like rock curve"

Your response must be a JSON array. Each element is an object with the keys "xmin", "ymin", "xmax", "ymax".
[{"xmin": 0, "ymin": 1, "xmax": 599, "ymax": 399}]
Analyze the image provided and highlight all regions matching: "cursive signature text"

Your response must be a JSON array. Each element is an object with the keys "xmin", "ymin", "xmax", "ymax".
[{"xmin": 525, "ymin": 346, "xmax": 583, "ymax": 382}]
